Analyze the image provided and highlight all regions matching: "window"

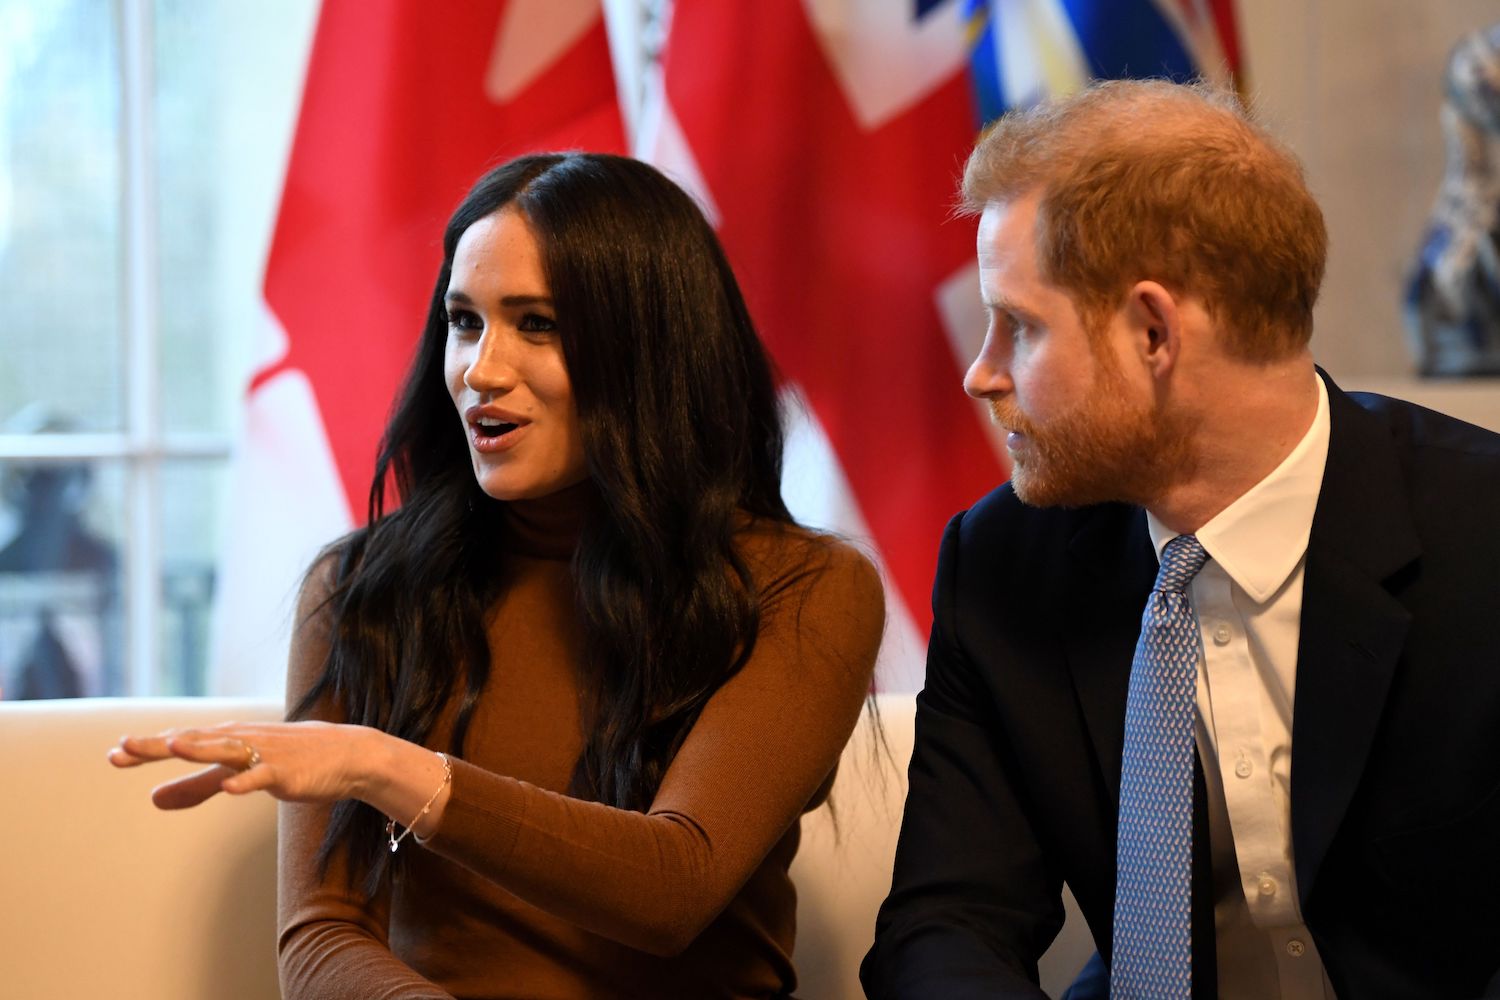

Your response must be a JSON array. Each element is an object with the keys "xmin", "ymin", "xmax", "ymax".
[{"xmin": 0, "ymin": 0, "xmax": 318, "ymax": 697}]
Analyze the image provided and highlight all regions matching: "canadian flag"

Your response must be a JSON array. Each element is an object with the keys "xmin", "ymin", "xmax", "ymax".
[
  {"xmin": 210, "ymin": 0, "xmax": 625, "ymax": 695},
  {"xmin": 643, "ymin": 0, "xmax": 1008, "ymax": 690}
]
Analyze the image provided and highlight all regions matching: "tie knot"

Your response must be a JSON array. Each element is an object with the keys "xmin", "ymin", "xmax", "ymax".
[{"xmin": 1155, "ymin": 534, "xmax": 1208, "ymax": 593}]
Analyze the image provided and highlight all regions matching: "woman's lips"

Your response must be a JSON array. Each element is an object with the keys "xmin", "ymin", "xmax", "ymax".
[
  {"xmin": 464, "ymin": 404, "xmax": 529, "ymax": 454},
  {"xmin": 469, "ymin": 421, "xmax": 528, "ymax": 453}
]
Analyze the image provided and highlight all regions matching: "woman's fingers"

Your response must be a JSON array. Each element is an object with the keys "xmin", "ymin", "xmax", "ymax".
[
  {"xmin": 111, "ymin": 731, "xmax": 182, "ymax": 764},
  {"xmin": 107, "ymin": 744, "xmax": 148, "ymax": 767},
  {"xmin": 112, "ymin": 728, "xmax": 261, "ymax": 770},
  {"xmin": 151, "ymin": 765, "xmax": 235, "ymax": 809},
  {"xmin": 163, "ymin": 733, "xmax": 259, "ymax": 769},
  {"xmin": 111, "ymin": 727, "xmax": 264, "ymax": 808},
  {"xmin": 220, "ymin": 762, "xmax": 276, "ymax": 796}
]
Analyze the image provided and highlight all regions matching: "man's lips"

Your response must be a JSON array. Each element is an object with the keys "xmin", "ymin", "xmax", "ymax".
[{"xmin": 987, "ymin": 402, "xmax": 1032, "ymax": 448}]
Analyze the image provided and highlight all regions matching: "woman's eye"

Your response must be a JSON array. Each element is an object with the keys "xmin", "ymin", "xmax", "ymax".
[
  {"xmin": 446, "ymin": 309, "xmax": 481, "ymax": 331},
  {"xmin": 518, "ymin": 312, "xmax": 557, "ymax": 334}
]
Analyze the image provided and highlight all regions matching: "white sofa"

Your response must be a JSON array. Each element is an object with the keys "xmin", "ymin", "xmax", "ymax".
[
  {"xmin": 0, "ymin": 694, "xmax": 1091, "ymax": 999},
  {"xmin": 792, "ymin": 695, "xmax": 1094, "ymax": 998},
  {"xmin": 0, "ymin": 697, "xmax": 285, "ymax": 1000}
]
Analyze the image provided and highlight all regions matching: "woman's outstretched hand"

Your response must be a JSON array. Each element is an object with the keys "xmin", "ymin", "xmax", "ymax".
[
  {"xmin": 108, "ymin": 721, "xmax": 376, "ymax": 810},
  {"xmin": 108, "ymin": 722, "xmax": 453, "ymax": 838}
]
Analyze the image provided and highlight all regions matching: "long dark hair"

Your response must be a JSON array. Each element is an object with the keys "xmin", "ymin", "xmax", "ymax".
[{"xmin": 291, "ymin": 153, "xmax": 793, "ymax": 893}]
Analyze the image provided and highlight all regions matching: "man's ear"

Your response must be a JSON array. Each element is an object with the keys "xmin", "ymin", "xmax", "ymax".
[{"xmin": 1125, "ymin": 280, "xmax": 1181, "ymax": 379}]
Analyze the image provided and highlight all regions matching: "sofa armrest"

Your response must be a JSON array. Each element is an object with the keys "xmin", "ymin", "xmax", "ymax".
[{"xmin": 0, "ymin": 697, "xmax": 283, "ymax": 1000}]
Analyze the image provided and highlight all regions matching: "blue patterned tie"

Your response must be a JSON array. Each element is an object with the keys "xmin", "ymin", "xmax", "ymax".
[{"xmin": 1111, "ymin": 533, "xmax": 1210, "ymax": 999}]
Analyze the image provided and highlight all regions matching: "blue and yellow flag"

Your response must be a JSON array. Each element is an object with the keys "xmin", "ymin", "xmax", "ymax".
[{"xmin": 920, "ymin": 0, "xmax": 1242, "ymax": 124}]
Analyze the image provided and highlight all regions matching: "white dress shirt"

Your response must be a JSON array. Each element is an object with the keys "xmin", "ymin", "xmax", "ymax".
[{"xmin": 1147, "ymin": 377, "xmax": 1338, "ymax": 999}]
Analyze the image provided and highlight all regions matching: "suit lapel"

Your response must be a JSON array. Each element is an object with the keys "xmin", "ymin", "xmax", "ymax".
[
  {"xmin": 1192, "ymin": 750, "xmax": 1219, "ymax": 998},
  {"xmin": 1064, "ymin": 504, "xmax": 1156, "ymax": 801},
  {"xmin": 1291, "ymin": 376, "xmax": 1418, "ymax": 904}
]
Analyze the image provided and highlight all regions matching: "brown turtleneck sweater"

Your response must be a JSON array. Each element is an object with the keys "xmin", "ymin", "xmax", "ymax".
[{"xmin": 277, "ymin": 483, "xmax": 885, "ymax": 999}]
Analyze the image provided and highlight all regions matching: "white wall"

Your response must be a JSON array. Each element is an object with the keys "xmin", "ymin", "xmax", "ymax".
[{"xmin": 1241, "ymin": 0, "xmax": 1500, "ymax": 381}]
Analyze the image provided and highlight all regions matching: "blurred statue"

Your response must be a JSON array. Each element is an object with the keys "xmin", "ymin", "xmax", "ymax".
[
  {"xmin": 0, "ymin": 406, "xmax": 121, "ymax": 699},
  {"xmin": 1406, "ymin": 22, "xmax": 1500, "ymax": 376},
  {"xmin": 0, "ymin": 460, "xmax": 116, "ymax": 573}
]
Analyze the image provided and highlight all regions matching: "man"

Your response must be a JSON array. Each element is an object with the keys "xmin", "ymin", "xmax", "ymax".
[{"xmin": 861, "ymin": 80, "xmax": 1500, "ymax": 999}]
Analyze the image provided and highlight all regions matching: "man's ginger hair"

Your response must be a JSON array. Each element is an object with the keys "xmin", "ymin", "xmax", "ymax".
[{"xmin": 962, "ymin": 79, "xmax": 1327, "ymax": 361}]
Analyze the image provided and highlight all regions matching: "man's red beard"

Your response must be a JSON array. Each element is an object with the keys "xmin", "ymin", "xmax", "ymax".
[{"xmin": 989, "ymin": 359, "xmax": 1193, "ymax": 509}]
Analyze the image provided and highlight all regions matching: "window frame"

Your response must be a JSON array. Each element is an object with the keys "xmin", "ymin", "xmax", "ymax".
[{"xmin": 0, "ymin": 0, "xmax": 230, "ymax": 697}]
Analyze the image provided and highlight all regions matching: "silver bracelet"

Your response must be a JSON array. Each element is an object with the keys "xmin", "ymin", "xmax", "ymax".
[{"xmin": 386, "ymin": 751, "xmax": 452, "ymax": 853}]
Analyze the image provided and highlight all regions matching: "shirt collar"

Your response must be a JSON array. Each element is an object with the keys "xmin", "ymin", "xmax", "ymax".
[{"xmin": 1147, "ymin": 376, "xmax": 1330, "ymax": 604}]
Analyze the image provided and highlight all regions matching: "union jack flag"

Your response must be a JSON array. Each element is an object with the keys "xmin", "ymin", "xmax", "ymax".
[{"xmin": 643, "ymin": 0, "xmax": 1242, "ymax": 691}]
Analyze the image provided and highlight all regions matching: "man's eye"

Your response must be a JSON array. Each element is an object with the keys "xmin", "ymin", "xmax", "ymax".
[{"xmin": 518, "ymin": 312, "xmax": 557, "ymax": 334}]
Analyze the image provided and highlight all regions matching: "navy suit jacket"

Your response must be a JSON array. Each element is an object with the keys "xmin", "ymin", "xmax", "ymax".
[{"xmin": 862, "ymin": 376, "xmax": 1500, "ymax": 999}]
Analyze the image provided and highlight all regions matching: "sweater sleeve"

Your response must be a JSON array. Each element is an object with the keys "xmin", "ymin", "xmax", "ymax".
[
  {"xmin": 423, "ymin": 534, "xmax": 886, "ymax": 956},
  {"xmin": 276, "ymin": 560, "xmax": 457, "ymax": 1000}
]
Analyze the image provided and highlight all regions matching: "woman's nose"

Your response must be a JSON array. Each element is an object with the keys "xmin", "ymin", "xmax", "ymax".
[{"xmin": 464, "ymin": 332, "xmax": 518, "ymax": 393}]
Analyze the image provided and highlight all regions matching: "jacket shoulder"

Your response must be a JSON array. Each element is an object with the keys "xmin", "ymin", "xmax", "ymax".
[
  {"xmin": 1348, "ymin": 390, "xmax": 1500, "ymax": 463},
  {"xmin": 952, "ymin": 483, "xmax": 1140, "ymax": 565}
]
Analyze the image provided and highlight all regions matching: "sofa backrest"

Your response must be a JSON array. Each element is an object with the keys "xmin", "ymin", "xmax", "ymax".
[{"xmin": 0, "ymin": 693, "xmax": 1090, "ymax": 999}]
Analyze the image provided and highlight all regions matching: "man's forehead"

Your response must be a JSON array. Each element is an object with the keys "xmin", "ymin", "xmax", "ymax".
[
  {"xmin": 976, "ymin": 196, "xmax": 1038, "ymax": 276},
  {"xmin": 977, "ymin": 197, "xmax": 1038, "ymax": 253}
]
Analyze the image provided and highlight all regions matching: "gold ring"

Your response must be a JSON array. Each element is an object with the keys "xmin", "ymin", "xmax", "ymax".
[{"xmin": 243, "ymin": 742, "xmax": 262, "ymax": 770}]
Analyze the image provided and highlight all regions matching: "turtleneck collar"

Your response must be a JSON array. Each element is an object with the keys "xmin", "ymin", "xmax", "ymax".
[{"xmin": 498, "ymin": 478, "xmax": 596, "ymax": 560}]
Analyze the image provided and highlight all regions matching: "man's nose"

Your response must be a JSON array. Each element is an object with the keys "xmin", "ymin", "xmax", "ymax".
[{"xmin": 963, "ymin": 331, "xmax": 1012, "ymax": 399}]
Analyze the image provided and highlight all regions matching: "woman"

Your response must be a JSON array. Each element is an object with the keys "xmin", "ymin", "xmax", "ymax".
[{"xmin": 110, "ymin": 153, "xmax": 884, "ymax": 999}]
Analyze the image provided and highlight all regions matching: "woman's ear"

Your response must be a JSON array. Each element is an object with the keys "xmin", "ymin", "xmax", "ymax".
[{"xmin": 1125, "ymin": 280, "xmax": 1181, "ymax": 379}]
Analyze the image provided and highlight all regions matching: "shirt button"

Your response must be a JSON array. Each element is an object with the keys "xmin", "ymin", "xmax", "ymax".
[
  {"xmin": 1286, "ymin": 939, "xmax": 1306, "ymax": 958},
  {"xmin": 1257, "ymin": 873, "xmax": 1277, "ymax": 897},
  {"xmin": 1212, "ymin": 623, "xmax": 1232, "ymax": 645},
  {"xmin": 1235, "ymin": 757, "xmax": 1253, "ymax": 779}
]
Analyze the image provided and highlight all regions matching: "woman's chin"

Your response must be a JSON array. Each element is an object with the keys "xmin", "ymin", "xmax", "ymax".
[{"xmin": 473, "ymin": 471, "xmax": 587, "ymax": 503}]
